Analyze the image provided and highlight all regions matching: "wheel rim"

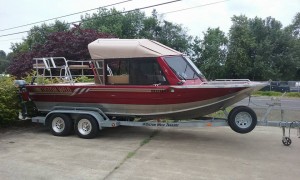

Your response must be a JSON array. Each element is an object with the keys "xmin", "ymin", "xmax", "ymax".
[
  {"xmin": 234, "ymin": 112, "xmax": 252, "ymax": 129},
  {"xmin": 78, "ymin": 119, "xmax": 92, "ymax": 135},
  {"xmin": 52, "ymin": 117, "xmax": 65, "ymax": 133}
]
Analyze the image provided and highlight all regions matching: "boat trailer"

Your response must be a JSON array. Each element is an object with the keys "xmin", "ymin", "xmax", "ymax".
[{"xmin": 29, "ymin": 96, "xmax": 300, "ymax": 146}]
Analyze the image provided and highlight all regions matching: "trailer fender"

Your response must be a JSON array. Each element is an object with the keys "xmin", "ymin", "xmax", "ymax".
[{"xmin": 45, "ymin": 110, "xmax": 105, "ymax": 130}]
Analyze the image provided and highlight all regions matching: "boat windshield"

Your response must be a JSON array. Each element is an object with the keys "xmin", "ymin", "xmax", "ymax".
[{"xmin": 164, "ymin": 56, "xmax": 206, "ymax": 80}]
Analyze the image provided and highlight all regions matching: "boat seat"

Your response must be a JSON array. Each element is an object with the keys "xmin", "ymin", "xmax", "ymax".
[{"xmin": 108, "ymin": 75, "xmax": 129, "ymax": 84}]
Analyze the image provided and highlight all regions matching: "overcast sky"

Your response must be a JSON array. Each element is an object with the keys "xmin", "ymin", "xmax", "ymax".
[{"xmin": 0, "ymin": 0, "xmax": 299, "ymax": 54}]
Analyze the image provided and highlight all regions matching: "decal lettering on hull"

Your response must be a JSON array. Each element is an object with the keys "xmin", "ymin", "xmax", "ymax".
[
  {"xmin": 142, "ymin": 122, "xmax": 179, "ymax": 127},
  {"xmin": 30, "ymin": 87, "xmax": 73, "ymax": 95}
]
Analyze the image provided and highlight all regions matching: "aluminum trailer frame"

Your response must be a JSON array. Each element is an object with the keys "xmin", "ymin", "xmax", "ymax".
[{"xmin": 31, "ymin": 97, "xmax": 300, "ymax": 146}]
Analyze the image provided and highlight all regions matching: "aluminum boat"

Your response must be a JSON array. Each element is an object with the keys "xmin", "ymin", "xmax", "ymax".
[{"xmin": 18, "ymin": 39, "xmax": 266, "ymax": 119}]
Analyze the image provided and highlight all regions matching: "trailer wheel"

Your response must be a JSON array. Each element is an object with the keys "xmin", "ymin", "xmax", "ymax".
[
  {"xmin": 228, "ymin": 106, "xmax": 257, "ymax": 134},
  {"xmin": 75, "ymin": 115, "xmax": 99, "ymax": 139},
  {"xmin": 49, "ymin": 114, "xmax": 72, "ymax": 136},
  {"xmin": 282, "ymin": 137, "xmax": 292, "ymax": 146}
]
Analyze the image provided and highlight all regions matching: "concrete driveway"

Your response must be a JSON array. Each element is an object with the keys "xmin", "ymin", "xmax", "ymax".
[{"xmin": 0, "ymin": 125, "xmax": 299, "ymax": 180}]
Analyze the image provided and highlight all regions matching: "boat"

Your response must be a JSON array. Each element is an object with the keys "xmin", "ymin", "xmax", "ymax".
[{"xmin": 17, "ymin": 39, "xmax": 266, "ymax": 120}]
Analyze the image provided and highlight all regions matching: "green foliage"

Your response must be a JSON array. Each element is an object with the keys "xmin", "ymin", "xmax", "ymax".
[
  {"xmin": 225, "ymin": 15, "xmax": 299, "ymax": 80},
  {"xmin": 139, "ymin": 10, "xmax": 161, "ymax": 39},
  {"xmin": 74, "ymin": 76, "xmax": 94, "ymax": 83},
  {"xmin": 0, "ymin": 76, "xmax": 19, "ymax": 126},
  {"xmin": 154, "ymin": 20, "xmax": 192, "ymax": 54},
  {"xmin": 289, "ymin": 12, "xmax": 300, "ymax": 37},
  {"xmin": 24, "ymin": 71, "xmax": 94, "ymax": 84},
  {"xmin": 23, "ymin": 70, "xmax": 54, "ymax": 84},
  {"xmin": 252, "ymin": 91, "xmax": 300, "ymax": 98},
  {"xmin": 190, "ymin": 13, "xmax": 299, "ymax": 81},
  {"xmin": 143, "ymin": 10, "xmax": 192, "ymax": 54},
  {"xmin": 82, "ymin": 8, "xmax": 145, "ymax": 38},
  {"xmin": 207, "ymin": 107, "xmax": 233, "ymax": 118},
  {"xmin": 192, "ymin": 28, "xmax": 228, "ymax": 80},
  {"xmin": 7, "ymin": 21, "xmax": 70, "ymax": 76},
  {"xmin": 0, "ymin": 50, "xmax": 5, "ymax": 59},
  {"xmin": 0, "ymin": 50, "xmax": 10, "ymax": 73},
  {"xmin": 81, "ymin": 8, "xmax": 192, "ymax": 53},
  {"xmin": 126, "ymin": 151, "xmax": 135, "ymax": 159},
  {"xmin": 226, "ymin": 15, "xmax": 256, "ymax": 79},
  {"xmin": 286, "ymin": 13, "xmax": 300, "ymax": 79},
  {"xmin": 286, "ymin": 92, "xmax": 300, "ymax": 98},
  {"xmin": 11, "ymin": 21, "xmax": 70, "ymax": 54},
  {"xmin": 193, "ymin": 15, "xmax": 300, "ymax": 81},
  {"xmin": 252, "ymin": 91, "xmax": 283, "ymax": 97}
]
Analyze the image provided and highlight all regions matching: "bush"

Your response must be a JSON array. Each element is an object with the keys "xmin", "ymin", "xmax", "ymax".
[
  {"xmin": 0, "ymin": 76, "xmax": 20, "ymax": 127},
  {"xmin": 23, "ymin": 70, "xmax": 59, "ymax": 84},
  {"xmin": 74, "ymin": 76, "xmax": 94, "ymax": 83}
]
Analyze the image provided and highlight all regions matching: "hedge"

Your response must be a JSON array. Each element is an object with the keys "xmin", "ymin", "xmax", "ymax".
[{"xmin": 0, "ymin": 76, "xmax": 20, "ymax": 127}]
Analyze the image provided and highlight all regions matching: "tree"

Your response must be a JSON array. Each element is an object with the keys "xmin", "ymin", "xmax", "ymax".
[
  {"xmin": 192, "ymin": 28, "xmax": 228, "ymax": 80},
  {"xmin": 7, "ymin": 26, "xmax": 115, "ymax": 77},
  {"xmin": 0, "ymin": 50, "xmax": 9, "ymax": 73},
  {"xmin": 226, "ymin": 15, "xmax": 297, "ymax": 80},
  {"xmin": 10, "ymin": 20, "xmax": 70, "ymax": 54},
  {"xmin": 0, "ymin": 76, "xmax": 20, "ymax": 126},
  {"xmin": 82, "ymin": 8, "xmax": 145, "ymax": 38},
  {"xmin": 248, "ymin": 16, "xmax": 282, "ymax": 80},
  {"xmin": 140, "ymin": 10, "xmax": 192, "ymax": 54},
  {"xmin": 154, "ymin": 20, "xmax": 192, "ymax": 54},
  {"xmin": 251, "ymin": 16, "xmax": 297, "ymax": 80},
  {"xmin": 0, "ymin": 50, "xmax": 5, "ymax": 59},
  {"xmin": 139, "ymin": 10, "xmax": 162, "ymax": 39},
  {"xmin": 286, "ymin": 13, "xmax": 300, "ymax": 80},
  {"xmin": 289, "ymin": 12, "xmax": 300, "ymax": 38},
  {"xmin": 81, "ymin": 8, "xmax": 192, "ymax": 53},
  {"xmin": 226, "ymin": 15, "xmax": 256, "ymax": 79}
]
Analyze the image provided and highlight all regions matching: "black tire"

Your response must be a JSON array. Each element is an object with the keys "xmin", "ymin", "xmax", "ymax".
[
  {"xmin": 75, "ymin": 115, "xmax": 99, "ymax": 139},
  {"xmin": 228, "ymin": 106, "xmax": 257, "ymax": 134},
  {"xmin": 227, "ymin": 110, "xmax": 233, "ymax": 127},
  {"xmin": 282, "ymin": 137, "xmax": 292, "ymax": 146},
  {"xmin": 48, "ymin": 114, "xmax": 73, "ymax": 136}
]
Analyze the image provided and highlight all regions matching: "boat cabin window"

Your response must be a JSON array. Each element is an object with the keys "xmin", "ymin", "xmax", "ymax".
[
  {"xmin": 184, "ymin": 56, "xmax": 207, "ymax": 80},
  {"xmin": 105, "ymin": 58, "xmax": 168, "ymax": 85},
  {"xmin": 164, "ymin": 56, "xmax": 205, "ymax": 80}
]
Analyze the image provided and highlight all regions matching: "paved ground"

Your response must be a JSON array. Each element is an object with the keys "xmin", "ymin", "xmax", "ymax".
[{"xmin": 0, "ymin": 124, "xmax": 299, "ymax": 180}]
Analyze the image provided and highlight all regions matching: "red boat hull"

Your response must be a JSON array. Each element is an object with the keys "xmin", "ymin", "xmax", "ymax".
[{"xmin": 26, "ymin": 82, "xmax": 263, "ymax": 119}]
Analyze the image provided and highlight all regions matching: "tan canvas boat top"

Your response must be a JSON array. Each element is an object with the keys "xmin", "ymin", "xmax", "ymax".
[{"xmin": 88, "ymin": 39, "xmax": 182, "ymax": 59}]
